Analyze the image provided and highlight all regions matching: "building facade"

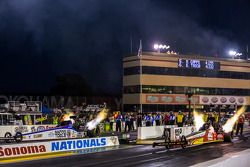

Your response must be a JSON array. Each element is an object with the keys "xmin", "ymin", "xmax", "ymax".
[{"xmin": 123, "ymin": 52, "xmax": 250, "ymax": 112}]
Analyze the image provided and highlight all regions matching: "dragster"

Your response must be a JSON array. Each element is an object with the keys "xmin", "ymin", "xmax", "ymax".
[
  {"xmin": 152, "ymin": 123, "xmax": 233, "ymax": 150},
  {"xmin": 0, "ymin": 104, "xmax": 109, "ymax": 143},
  {"xmin": 153, "ymin": 107, "xmax": 246, "ymax": 150}
]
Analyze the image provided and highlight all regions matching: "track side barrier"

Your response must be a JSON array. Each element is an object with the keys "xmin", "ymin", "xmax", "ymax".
[
  {"xmin": 0, "ymin": 136, "xmax": 119, "ymax": 159},
  {"xmin": 137, "ymin": 125, "xmax": 176, "ymax": 140},
  {"xmin": 137, "ymin": 126, "xmax": 196, "ymax": 140}
]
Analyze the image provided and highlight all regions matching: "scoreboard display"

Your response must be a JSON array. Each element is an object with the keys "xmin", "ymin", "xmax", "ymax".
[{"xmin": 178, "ymin": 59, "xmax": 220, "ymax": 70}]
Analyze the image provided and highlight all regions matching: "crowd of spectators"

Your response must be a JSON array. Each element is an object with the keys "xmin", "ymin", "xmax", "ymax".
[
  {"xmin": 42, "ymin": 105, "xmax": 249, "ymax": 135},
  {"xmin": 104, "ymin": 111, "xmax": 194, "ymax": 133}
]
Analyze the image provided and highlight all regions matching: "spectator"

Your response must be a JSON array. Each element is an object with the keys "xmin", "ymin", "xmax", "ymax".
[
  {"xmin": 155, "ymin": 113, "xmax": 161, "ymax": 126},
  {"xmin": 151, "ymin": 114, "xmax": 155, "ymax": 126},
  {"xmin": 130, "ymin": 113, "xmax": 135, "ymax": 131},
  {"xmin": 214, "ymin": 112, "xmax": 219, "ymax": 124},
  {"xmin": 169, "ymin": 111, "xmax": 176, "ymax": 125},
  {"xmin": 161, "ymin": 113, "xmax": 165, "ymax": 125},
  {"xmin": 145, "ymin": 114, "xmax": 151, "ymax": 126},
  {"xmin": 176, "ymin": 111, "xmax": 184, "ymax": 127},
  {"xmin": 109, "ymin": 114, "xmax": 114, "ymax": 131},
  {"xmin": 137, "ymin": 114, "xmax": 142, "ymax": 127},
  {"xmin": 208, "ymin": 113, "xmax": 215, "ymax": 126},
  {"xmin": 116, "ymin": 114, "xmax": 122, "ymax": 132},
  {"xmin": 125, "ymin": 114, "xmax": 130, "ymax": 132},
  {"xmin": 164, "ymin": 112, "xmax": 170, "ymax": 125},
  {"xmin": 183, "ymin": 112, "xmax": 188, "ymax": 125},
  {"xmin": 236, "ymin": 114, "xmax": 245, "ymax": 136},
  {"xmin": 53, "ymin": 116, "xmax": 59, "ymax": 125},
  {"xmin": 203, "ymin": 110, "xmax": 208, "ymax": 123}
]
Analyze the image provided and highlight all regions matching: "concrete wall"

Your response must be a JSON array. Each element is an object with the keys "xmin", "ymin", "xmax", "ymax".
[{"xmin": 137, "ymin": 125, "xmax": 196, "ymax": 140}]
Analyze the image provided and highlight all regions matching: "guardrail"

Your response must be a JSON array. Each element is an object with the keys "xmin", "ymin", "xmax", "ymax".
[{"xmin": 137, "ymin": 125, "xmax": 196, "ymax": 140}]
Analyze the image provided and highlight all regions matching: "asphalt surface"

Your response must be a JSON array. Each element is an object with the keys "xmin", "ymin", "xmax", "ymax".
[{"xmin": 2, "ymin": 130, "xmax": 250, "ymax": 167}]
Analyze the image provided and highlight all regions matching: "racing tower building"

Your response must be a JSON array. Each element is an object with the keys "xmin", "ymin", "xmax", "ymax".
[{"xmin": 123, "ymin": 52, "xmax": 250, "ymax": 112}]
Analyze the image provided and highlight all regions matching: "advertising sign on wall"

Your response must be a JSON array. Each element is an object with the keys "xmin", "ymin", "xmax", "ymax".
[
  {"xmin": 146, "ymin": 94, "xmax": 199, "ymax": 104},
  {"xmin": 0, "ymin": 136, "xmax": 119, "ymax": 159},
  {"xmin": 199, "ymin": 95, "xmax": 246, "ymax": 105}
]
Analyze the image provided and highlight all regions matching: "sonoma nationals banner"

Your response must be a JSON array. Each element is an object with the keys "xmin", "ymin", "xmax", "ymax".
[{"xmin": 0, "ymin": 136, "xmax": 119, "ymax": 158}]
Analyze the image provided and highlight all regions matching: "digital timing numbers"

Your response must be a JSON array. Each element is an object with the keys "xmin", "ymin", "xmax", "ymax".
[
  {"xmin": 190, "ymin": 60, "xmax": 201, "ymax": 68},
  {"xmin": 178, "ymin": 59, "xmax": 184, "ymax": 68},
  {"xmin": 178, "ymin": 59, "xmax": 220, "ymax": 70},
  {"xmin": 205, "ymin": 61, "xmax": 214, "ymax": 70}
]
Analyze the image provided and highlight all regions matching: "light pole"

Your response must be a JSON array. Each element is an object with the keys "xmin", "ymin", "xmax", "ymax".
[
  {"xmin": 185, "ymin": 91, "xmax": 193, "ymax": 119},
  {"xmin": 153, "ymin": 43, "xmax": 170, "ymax": 53}
]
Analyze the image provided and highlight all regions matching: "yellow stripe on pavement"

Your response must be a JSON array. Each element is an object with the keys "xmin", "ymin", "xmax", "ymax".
[{"xmin": 0, "ymin": 152, "xmax": 75, "ymax": 164}]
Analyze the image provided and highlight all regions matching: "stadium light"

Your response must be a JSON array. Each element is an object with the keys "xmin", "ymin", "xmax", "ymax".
[
  {"xmin": 228, "ymin": 50, "xmax": 242, "ymax": 59},
  {"xmin": 153, "ymin": 43, "xmax": 170, "ymax": 52},
  {"xmin": 154, "ymin": 44, "xmax": 159, "ymax": 50},
  {"xmin": 228, "ymin": 50, "xmax": 236, "ymax": 56}
]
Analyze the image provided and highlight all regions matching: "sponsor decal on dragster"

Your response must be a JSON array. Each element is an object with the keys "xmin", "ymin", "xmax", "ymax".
[
  {"xmin": 22, "ymin": 126, "xmax": 79, "ymax": 140},
  {"xmin": 22, "ymin": 126, "xmax": 73, "ymax": 136},
  {"xmin": 186, "ymin": 131, "xmax": 206, "ymax": 140},
  {"xmin": 14, "ymin": 125, "xmax": 56, "ymax": 133},
  {"xmin": 51, "ymin": 138, "xmax": 107, "ymax": 151}
]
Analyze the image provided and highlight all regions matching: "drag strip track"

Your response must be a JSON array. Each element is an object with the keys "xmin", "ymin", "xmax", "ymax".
[{"xmin": 2, "ymin": 132, "xmax": 250, "ymax": 167}]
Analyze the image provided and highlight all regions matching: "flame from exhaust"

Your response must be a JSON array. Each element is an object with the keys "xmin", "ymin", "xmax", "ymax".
[
  {"xmin": 222, "ymin": 106, "xmax": 246, "ymax": 133},
  {"xmin": 86, "ymin": 108, "xmax": 109, "ymax": 130},
  {"xmin": 193, "ymin": 110, "xmax": 205, "ymax": 131}
]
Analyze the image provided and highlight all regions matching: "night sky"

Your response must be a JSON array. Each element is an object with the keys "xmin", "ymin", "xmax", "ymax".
[{"xmin": 0, "ymin": 0, "xmax": 249, "ymax": 95}]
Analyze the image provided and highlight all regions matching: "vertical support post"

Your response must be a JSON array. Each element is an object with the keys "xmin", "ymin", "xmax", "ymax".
[{"xmin": 188, "ymin": 98, "xmax": 191, "ymax": 119}]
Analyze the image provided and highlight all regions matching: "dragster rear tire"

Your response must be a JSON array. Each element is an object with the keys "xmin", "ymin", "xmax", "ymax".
[
  {"xmin": 165, "ymin": 144, "xmax": 170, "ymax": 150},
  {"xmin": 181, "ymin": 135, "xmax": 187, "ymax": 149},
  {"xmin": 165, "ymin": 136, "xmax": 170, "ymax": 150},
  {"xmin": 224, "ymin": 132, "xmax": 233, "ymax": 142},
  {"xmin": 15, "ymin": 132, "xmax": 23, "ymax": 143}
]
